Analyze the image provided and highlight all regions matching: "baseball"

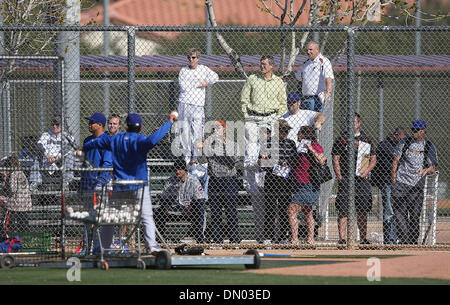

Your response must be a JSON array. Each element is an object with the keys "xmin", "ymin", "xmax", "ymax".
[{"xmin": 171, "ymin": 110, "xmax": 179, "ymax": 119}]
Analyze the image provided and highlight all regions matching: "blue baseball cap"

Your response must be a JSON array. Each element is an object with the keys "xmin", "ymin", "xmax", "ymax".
[
  {"xmin": 126, "ymin": 113, "xmax": 142, "ymax": 126},
  {"xmin": 287, "ymin": 91, "xmax": 301, "ymax": 103},
  {"xmin": 411, "ymin": 120, "xmax": 426, "ymax": 130},
  {"xmin": 85, "ymin": 112, "xmax": 106, "ymax": 125}
]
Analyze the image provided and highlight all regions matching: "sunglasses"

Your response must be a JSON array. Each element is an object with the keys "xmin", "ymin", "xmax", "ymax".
[
  {"xmin": 411, "ymin": 128, "xmax": 423, "ymax": 133},
  {"xmin": 188, "ymin": 56, "xmax": 198, "ymax": 60}
]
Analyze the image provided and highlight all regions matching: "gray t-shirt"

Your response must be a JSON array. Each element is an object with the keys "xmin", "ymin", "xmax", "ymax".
[
  {"xmin": 161, "ymin": 173, "xmax": 206, "ymax": 209},
  {"xmin": 394, "ymin": 139, "xmax": 437, "ymax": 187}
]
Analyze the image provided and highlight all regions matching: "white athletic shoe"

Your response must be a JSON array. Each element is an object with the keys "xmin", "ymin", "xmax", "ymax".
[{"xmin": 149, "ymin": 246, "xmax": 163, "ymax": 253}]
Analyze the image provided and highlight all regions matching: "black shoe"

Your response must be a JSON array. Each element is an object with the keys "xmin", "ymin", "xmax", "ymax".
[
  {"xmin": 360, "ymin": 239, "xmax": 370, "ymax": 245},
  {"xmin": 337, "ymin": 239, "xmax": 346, "ymax": 249}
]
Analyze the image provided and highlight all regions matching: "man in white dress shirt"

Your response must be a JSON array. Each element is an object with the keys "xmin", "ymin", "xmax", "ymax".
[
  {"xmin": 177, "ymin": 48, "xmax": 219, "ymax": 164},
  {"xmin": 295, "ymin": 41, "xmax": 334, "ymax": 113}
]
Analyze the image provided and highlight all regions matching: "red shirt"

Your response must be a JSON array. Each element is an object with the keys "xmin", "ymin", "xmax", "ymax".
[{"xmin": 294, "ymin": 142, "xmax": 324, "ymax": 184}]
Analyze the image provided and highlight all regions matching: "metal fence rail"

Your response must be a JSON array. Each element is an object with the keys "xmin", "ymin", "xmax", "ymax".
[{"xmin": 0, "ymin": 26, "xmax": 448, "ymax": 259}]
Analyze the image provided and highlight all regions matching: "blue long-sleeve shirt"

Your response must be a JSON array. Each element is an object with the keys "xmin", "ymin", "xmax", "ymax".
[
  {"xmin": 80, "ymin": 132, "xmax": 113, "ymax": 190},
  {"xmin": 83, "ymin": 120, "xmax": 173, "ymax": 190}
]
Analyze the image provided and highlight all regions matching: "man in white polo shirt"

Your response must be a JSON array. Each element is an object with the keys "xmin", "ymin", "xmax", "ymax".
[
  {"xmin": 295, "ymin": 40, "xmax": 334, "ymax": 113},
  {"xmin": 177, "ymin": 48, "xmax": 219, "ymax": 164}
]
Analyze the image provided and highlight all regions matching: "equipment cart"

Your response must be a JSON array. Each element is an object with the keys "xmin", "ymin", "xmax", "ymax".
[{"xmin": 65, "ymin": 180, "xmax": 147, "ymax": 269}]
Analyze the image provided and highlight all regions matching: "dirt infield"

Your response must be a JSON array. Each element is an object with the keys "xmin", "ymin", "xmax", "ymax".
[
  {"xmin": 207, "ymin": 249, "xmax": 450, "ymax": 280},
  {"xmin": 247, "ymin": 251, "xmax": 450, "ymax": 280}
]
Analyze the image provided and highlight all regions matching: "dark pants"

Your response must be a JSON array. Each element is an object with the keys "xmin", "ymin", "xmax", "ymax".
[
  {"xmin": 155, "ymin": 199, "xmax": 206, "ymax": 243},
  {"xmin": 301, "ymin": 96, "xmax": 323, "ymax": 113},
  {"xmin": 263, "ymin": 173, "xmax": 292, "ymax": 242},
  {"xmin": 208, "ymin": 177, "xmax": 240, "ymax": 243},
  {"xmin": 391, "ymin": 182, "xmax": 424, "ymax": 244}
]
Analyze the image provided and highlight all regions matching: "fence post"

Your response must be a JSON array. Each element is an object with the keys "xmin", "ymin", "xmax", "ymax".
[
  {"xmin": 60, "ymin": 58, "xmax": 66, "ymax": 259},
  {"xmin": 377, "ymin": 75, "xmax": 384, "ymax": 220},
  {"xmin": 346, "ymin": 27, "xmax": 357, "ymax": 249},
  {"xmin": 127, "ymin": 26, "xmax": 136, "ymax": 114}
]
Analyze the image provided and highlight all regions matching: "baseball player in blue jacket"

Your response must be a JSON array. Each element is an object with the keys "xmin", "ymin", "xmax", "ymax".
[
  {"xmin": 78, "ymin": 112, "xmax": 113, "ymax": 255},
  {"xmin": 81, "ymin": 111, "xmax": 178, "ymax": 253}
]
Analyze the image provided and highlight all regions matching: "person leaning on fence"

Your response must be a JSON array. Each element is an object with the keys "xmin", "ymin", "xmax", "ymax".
[
  {"xmin": 391, "ymin": 120, "xmax": 438, "ymax": 245},
  {"xmin": 77, "ymin": 112, "xmax": 113, "ymax": 255},
  {"xmin": 295, "ymin": 40, "xmax": 334, "ymax": 113},
  {"xmin": 0, "ymin": 155, "xmax": 32, "ymax": 241},
  {"xmin": 79, "ymin": 111, "xmax": 178, "ymax": 253},
  {"xmin": 154, "ymin": 158, "xmax": 207, "ymax": 244},
  {"xmin": 332, "ymin": 113, "xmax": 377, "ymax": 246},
  {"xmin": 107, "ymin": 114, "xmax": 123, "ymax": 136},
  {"xmin": 287, "ymin": 126, "xmax": 326, "ymax": 246},
  {"xmin": 241, "ymin": 55, "xmax": 288, "ymax": 243},
  {"xmin": 37, "ymin": 116, "xmax": 75, "ymax": 185},
  {"xmin": 203, "ymin": 120, "xmax": 241, "ymax": 244},
  {"xmin": 281, "ymin": 91, "xmax": 326, "ymax": 149},
  {"xmin": 260, "ymin": 119, "xmax": 297, "ymax": 244},
  {"xmin": 177, "ymin": 47, "xmax": 219, "ymax": 164},
  {"xmin": 371, "ymin": 127, "xmax": 406, "ymax": 245}
]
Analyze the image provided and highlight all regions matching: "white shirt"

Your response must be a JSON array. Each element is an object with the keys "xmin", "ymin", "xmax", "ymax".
[
  {"xmin": 281, "ymin": 110, "xmax": 317, "ymax": 147},
  {"xmin": 178, "ymin": 64, "xmax": 219, "ymax": 107},
  {"xmin": 295, "ymin": 53, "xmax": 334, "ymax": 99}
]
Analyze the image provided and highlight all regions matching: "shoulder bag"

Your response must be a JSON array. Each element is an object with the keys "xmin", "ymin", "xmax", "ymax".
[{"xmin": 309, "ymin": 159, "xmax": 333, "ymax": 188}]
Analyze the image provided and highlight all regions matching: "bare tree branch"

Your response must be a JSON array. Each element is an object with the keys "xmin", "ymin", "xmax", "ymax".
[{"xmin": 206, "ymin": 0, "xmax": 247, "ymax": 79}]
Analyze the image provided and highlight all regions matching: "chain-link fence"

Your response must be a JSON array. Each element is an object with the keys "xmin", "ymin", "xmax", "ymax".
[{"xmin": 0, "ymin": 26, "xmax": 448, "ymax": 260}]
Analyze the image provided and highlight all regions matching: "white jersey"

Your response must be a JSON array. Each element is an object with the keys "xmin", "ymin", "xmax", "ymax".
[
  {"xmin": 281, "ymin": 110, "xmax": 317, "ymax": 147},
  {"xmin": 38, "ymin": 130, "xmax": 74, "ymax": 158},
  {"xmin": 178, "ymin": 64, "xmax": 219, "ymax": 107},
  {"xmin": 295, "ymin": 53, "xmax": 334, "ymax": 100}
]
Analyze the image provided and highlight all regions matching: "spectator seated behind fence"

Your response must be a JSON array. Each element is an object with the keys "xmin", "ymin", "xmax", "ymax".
[
  {"xmin": 203, "ymin": 120, "xmax": 241, "ymax": 244},
  {"xmin": 19, "ymin": 135, "xmax": 42, "ymax": 191},
  {"xmin": 391, "ymin": 120, "xmax": 438, "ymax": 245},
  {"xmin": 0, "ymin": 154, "xmax": 32, "ymax": 241},
  {"xmin": 154, "ymin": 158, "xmax": 207, "ymax": 244},
  {"xmin": 37, "ymin": 116, "xmax": 75, "ymax": 185}
]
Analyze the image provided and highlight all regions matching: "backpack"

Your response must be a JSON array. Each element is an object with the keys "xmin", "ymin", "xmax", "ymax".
[
  {"xmin": 0, "ymin": 236, "xmax": 23, "ymax": 253},
  {"xmin": 400, "ymin": 137, "xmax": 432, "ymax": 168}
]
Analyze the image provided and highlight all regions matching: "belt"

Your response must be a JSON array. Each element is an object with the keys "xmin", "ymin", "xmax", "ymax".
[
  {"xmin": 247, "ymin": 109, "xmax": 277, "ymax": 117},
  {"xmin": 302, "ymin": 95, "xmax": 319, "ymax": 99}
]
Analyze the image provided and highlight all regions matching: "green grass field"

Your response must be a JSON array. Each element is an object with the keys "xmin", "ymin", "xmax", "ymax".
[{"xmin": 1, "ymin": 259, "xmax": 449, "ymax": 285}]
